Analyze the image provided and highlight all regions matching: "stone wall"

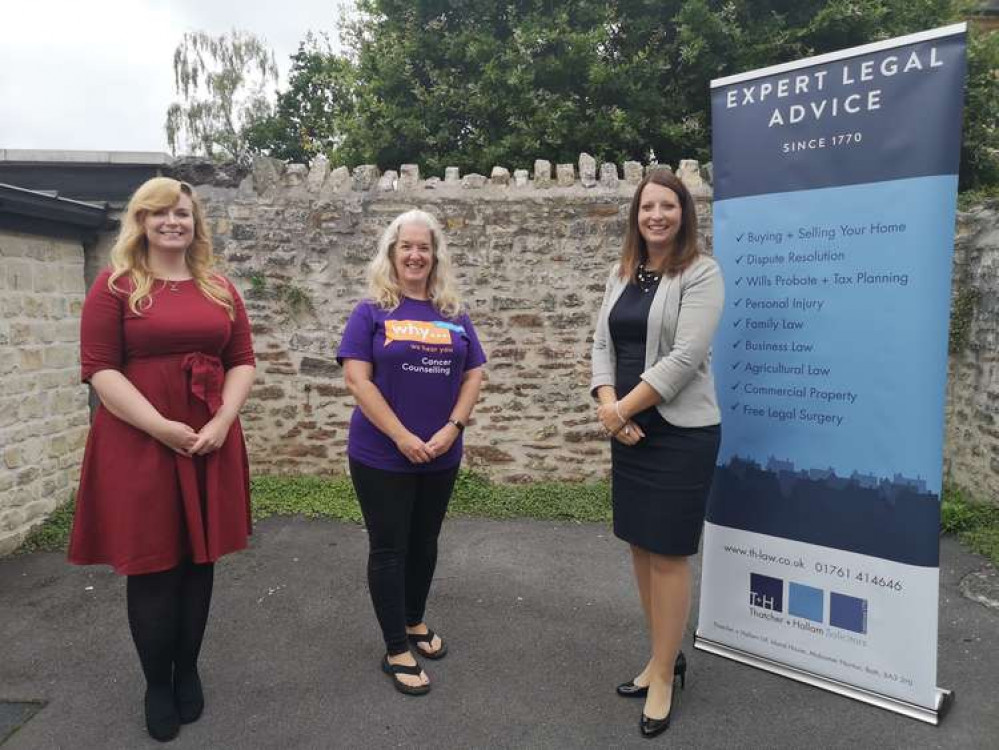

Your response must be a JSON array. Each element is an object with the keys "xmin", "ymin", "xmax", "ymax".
[
  {"xmin": 27, "ymin": 154, "xmax": 994, "ymax": 517},
  {"xmin": 0, "ymin": 231, "xmax": 90, "ymax": 555},
  {"xmin": 945, "ymin": 200, "xmax": 999, "ymax": 503},
  {"xmin": 174, "ymin": 156, "xmax": 712, "ymax": 482}
]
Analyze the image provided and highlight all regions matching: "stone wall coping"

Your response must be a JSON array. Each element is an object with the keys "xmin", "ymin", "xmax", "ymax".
[{"xmin": 249, "ymin": 154, "xmax": 714, "ymax": 197}]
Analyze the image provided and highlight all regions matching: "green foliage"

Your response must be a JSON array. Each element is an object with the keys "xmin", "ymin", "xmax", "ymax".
[
  {"xmin": 247, "ymin": 272, "xmax": 267, "ymax": 297},
  {"xmin": 941, "ymin": 484, "xmax": 999, "ymax": 565},
  {"xmin": 250, "ymin": 474, "xmax": 363, "ymax": 521},
  {"xmin": 166, "ymin": 30, "xmax": 279, "ymax": 164},
  {"xmin": 960, "ymin": 21, "xmax": 999, "ymax": 190},
  {"xmin": 275, "ymin": 283, "xmax": 314, "ymax": 316},
  {"xmin": 957, "ymin": 186, "xmax": 999, "ymax": 210},
  {"xmin": 246, "ymin": 34, "xmax": 357, "ymax": 163},
  {"xmin": 17, "ymin": 495, "xmax": 76, "ymax": 554},
  {"xmin": 247, "ymin": 1, "xmax": 998, "ymax": 189},
  {"xmin": 250, "ymin": 470, "xmax": 611, "ymax": 523},
  {"xmin": 948, "ymin": 285, "xmax": 980, "ymax": 354},
  {"xmin": 448, "ymin": 470, "xmax": 611, "ymax": 521}
]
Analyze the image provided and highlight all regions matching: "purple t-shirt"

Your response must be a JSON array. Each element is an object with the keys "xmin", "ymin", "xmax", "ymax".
[{"xmin": 336, "ymin": 298, "xmax": 487, "ymax": 472}]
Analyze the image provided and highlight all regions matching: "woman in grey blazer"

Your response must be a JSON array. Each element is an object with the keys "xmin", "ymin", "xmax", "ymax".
[{"xmin": 590, "ymin": 168, "xmax": 724, "ymax": 738}]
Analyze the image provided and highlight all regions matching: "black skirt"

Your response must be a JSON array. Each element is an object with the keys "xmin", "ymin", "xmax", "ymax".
[{"xmin": 611, "ymin": 412, "xmax": 721, "ymax": 556}]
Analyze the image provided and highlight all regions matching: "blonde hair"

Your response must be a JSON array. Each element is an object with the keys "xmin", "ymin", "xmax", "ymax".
[
  {"xmin": 367, "ymin": 209, "xmax": 462, "ymax": 318},
  {"xmin": 108, "ymin": 177, "xmax": 234, "ymax": 319}
]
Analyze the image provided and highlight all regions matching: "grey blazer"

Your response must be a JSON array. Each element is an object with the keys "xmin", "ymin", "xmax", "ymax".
[{"xmin": 590, "ymin": 254, "xmax": 724, "ymax": 427}]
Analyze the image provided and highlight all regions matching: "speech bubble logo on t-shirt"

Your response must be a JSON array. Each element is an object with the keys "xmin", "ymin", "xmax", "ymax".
[{"xmin": 385, "ymin": 320, "xmax": 454, "ymax": 346}]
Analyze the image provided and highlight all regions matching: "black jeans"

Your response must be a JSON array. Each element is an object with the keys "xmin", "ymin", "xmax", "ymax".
[{"xmin": 349, "ymin": 458, "xmax": 459, "ymax": 655}]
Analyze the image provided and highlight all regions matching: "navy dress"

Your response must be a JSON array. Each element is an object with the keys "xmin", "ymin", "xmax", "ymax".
[{"xmin": 608, "ymin": 280, "xmax": 720, "ymax": 556}]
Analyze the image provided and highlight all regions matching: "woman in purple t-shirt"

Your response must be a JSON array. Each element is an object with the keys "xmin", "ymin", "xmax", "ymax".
[{"xmin": 337, "ymin": 209, "xmax": 486, "ymax": 695}]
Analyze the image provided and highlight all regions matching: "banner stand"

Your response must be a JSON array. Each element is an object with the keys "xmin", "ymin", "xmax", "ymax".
[
  {"xmin": 694, "ymin": 636, "xmax": 954, "ymax": 725},
  {"xmin": 695, "ymin": 23, "xmax": 967, "ymax": 723}
]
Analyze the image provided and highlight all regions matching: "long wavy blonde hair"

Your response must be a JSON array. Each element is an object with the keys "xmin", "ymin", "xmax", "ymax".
[
  {"xmin": 367, "ymin": 209, "xmax": 462, "ymax": 318},
  {"xmin": 108, "ymin": 177, "xmax": 234, "ymax": 319}
]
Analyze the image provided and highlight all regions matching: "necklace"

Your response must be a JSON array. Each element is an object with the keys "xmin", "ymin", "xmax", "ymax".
[{"xmin": 636, "ymin": 263, "xmax": 662, "ymax": 294}]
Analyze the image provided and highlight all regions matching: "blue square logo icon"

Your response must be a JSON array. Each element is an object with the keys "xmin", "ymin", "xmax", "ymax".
[
  {"xmin": 830, "ymin": 592, "xmax": 868, "ymax": 634},
  {"xmin": 788, "ymin": 582, "xmax": 824, "ymax": 623}
]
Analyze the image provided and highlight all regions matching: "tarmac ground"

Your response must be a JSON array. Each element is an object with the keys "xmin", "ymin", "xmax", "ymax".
[{"xmin": 1, "ymin": 516, "xmax": 996, "ymax": 749}]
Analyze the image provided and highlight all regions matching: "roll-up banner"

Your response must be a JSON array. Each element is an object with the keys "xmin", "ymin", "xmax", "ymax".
[{"xmin": 695, "ymin": 24, "xmax": 967, "ymax": 725}]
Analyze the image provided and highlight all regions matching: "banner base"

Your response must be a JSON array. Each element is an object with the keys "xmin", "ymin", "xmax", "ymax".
[{"xmin": 693, "ymin": 635, "xmax": 954, "ymax": 725}]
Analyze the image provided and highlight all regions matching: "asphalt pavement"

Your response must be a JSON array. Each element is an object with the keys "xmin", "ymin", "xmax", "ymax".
[{"xmin": 1, "ymin": 517, "xmax": 996, "ymax": 749}]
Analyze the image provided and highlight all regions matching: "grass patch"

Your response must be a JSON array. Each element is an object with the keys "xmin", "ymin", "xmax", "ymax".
[
  {"xmin": 250, "ymin": 471, "xmax": 611, "ymax": 523},
  {"xmin": 941, "ymin": 484, "xmax": 999, "ymax": 566},
  {"xmin": 17, "ymin": 496, "xmax": 76, "ymax": 554},
  {"xmin": 250, "ymin": 474, "xmax": 362, "ymax": 522}
]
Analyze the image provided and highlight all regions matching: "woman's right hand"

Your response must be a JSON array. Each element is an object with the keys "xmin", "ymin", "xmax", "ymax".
[
  {"xmin": 153, "ymin": 419, "xmax": 199, "ymax": 455},
  {"xmin": 613, "ymin": 420, "xmax": 645, "ymax": 446},
  {"xmin": 395, "ymin": 431, "xmax": 434, "ymax": 464}
]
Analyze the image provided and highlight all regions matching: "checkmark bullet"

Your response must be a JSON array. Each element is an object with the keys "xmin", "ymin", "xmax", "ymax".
[
  {"xmin": 736, "ymin": 233, "xmax": 745, "ymax": 242},
  {"xmin": 734, "ymin": 318, "xmax": 743, "ymax": 328},
  {"xmin": 735, "ymin": 277, "xmax": 743, "ymax": 286},
  {"xmin": 735, "ymin": 298, "xmax": 744, "ymax": 307},
  {"xmin": 731, "ymin": 381, "xmax": 740, "ymax": 390},
  {"xmin": 730, "ymin": 401, "xmax": 740, "ymax": 411},
  {"xmin": 736, "ymin": 255, "xmax": 745, "ymax": 264},
  {"xmin": 732, "ymin": 339, "xmax": 742, "ymax": 349},
  {"xmin": 731, "ymin": 360, "xmax": 741, "ymax": 370}
]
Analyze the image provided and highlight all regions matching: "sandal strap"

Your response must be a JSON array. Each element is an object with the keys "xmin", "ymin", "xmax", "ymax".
[
  {"xmin": 408, "ymin": 630, "xmax": 437, "ymax": 645},
  {"xmin": 385, "ymin": 658, "xmax": 423, "ymax": 676}
]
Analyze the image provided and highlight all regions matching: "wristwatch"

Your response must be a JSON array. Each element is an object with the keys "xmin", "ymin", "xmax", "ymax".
[{"xmin": 447, "ymin": 418, "xmax": 465, "ymax": 432}]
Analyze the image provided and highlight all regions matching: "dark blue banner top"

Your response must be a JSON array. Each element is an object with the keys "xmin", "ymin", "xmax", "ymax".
[{"xmin": 712, "ymin": 32, "xmax": 966, "ymax": 201}]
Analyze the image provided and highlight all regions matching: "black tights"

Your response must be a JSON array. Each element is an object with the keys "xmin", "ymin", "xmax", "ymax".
[
  {"xmin": 126, "ymin": 560, "xmax": 215, "ymax": 690},
  {"xmin": 349, "ymin": 459, "xmax": 458, "ymax": 655}
]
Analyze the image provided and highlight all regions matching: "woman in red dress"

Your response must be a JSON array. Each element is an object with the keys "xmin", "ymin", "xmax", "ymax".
[{"xmin": 68, "ymin": 177, "xmax": 255, "ymax": 742}]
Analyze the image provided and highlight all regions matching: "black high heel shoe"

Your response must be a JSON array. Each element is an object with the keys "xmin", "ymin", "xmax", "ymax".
[
  {"xmin": 616, "ymin": 650, "xmax": 687, "ymax": 697},
  {"xmin": 639, "ymin": 681, "xmax": 677, "ymax": 738}
]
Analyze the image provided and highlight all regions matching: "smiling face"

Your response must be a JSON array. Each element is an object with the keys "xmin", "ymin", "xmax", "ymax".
[
  {"xmin": 637, "ymin": 182, "xmax": 683, "ymax": 253},
  {"xmin": 392, "ymin": 222, "xmax": 435, "ymax": 295},
  {"xmin": 143, "ymin": 193, "xmax": 195, "ymax": 256}
]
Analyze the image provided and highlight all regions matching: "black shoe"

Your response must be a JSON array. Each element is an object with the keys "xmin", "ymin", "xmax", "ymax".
[
  {"xmin": 144, "ymin": 685, "xmax": 180, "ymax": 742},
  {"xmin": 616, "ymin": 651, "xmax": 687, "ymax": 697},
  {"xmin": 639, "ymin": 682, "xmax": 677, "ymax": 738},
  {"xmin": 407, "ymin": 628, "xmax": 448, "ymax": 660},
  {"xmin": 381, "ymin": 655, "xmax": 431, "ymax": 696},
  {"xmin": 174, "ymin": 667, "xmax": 204, "ymax": 724}
]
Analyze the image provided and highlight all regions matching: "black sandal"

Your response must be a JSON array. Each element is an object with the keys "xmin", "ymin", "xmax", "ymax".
[
  {"xmin": 407, "ymin": 629, "xmax": 448, "ymax": 660},
  {"xmin": 381, "ymin": 655, "xmax": 431, "ymax": 695}
]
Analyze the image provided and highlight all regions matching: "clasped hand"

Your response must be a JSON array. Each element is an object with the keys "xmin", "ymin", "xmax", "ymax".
[
  {"xmin": 396, "ymin": 424, "xmax": 459, "ymax": 464},
  {"xmin": 156, "ymin": 416, "xmax": 232, "ymax": 456},
  {"xmin": 596, "ymin": 402, "xmax": 645, "ymax": 446}
]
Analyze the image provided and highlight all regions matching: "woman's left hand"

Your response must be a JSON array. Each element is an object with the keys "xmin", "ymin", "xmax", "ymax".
[
  {"xmin": 190, "ymin": 414, "xmax": 234, "ymax": 455},
  {"xmin": 597, "ymin": 402, "xmax": 627, "ymax": 436},
  {"xmin": 426, "ymin": 423, "xmax": 460, "ymax": 458}
]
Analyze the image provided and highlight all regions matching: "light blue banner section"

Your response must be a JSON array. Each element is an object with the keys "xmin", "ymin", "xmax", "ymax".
[{"xmin": 713, "ymin": 175, "xmax": 957, "ymax": 495}]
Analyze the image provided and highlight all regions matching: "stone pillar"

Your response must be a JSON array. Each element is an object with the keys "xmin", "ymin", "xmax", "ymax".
[{"xmin": 579, "ymin": 153, "xmax": 597, "ymax": 187}]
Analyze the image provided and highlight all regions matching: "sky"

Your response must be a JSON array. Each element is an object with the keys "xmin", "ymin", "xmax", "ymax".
[{"xmin": 0, "ymin": 1, "xmax": 346, "ymax": 154}]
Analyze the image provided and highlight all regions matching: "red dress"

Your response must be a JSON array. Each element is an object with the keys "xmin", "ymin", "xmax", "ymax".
[{"xmin": 68, "ymin": 270, "xmax": 256, "ymax": 575}]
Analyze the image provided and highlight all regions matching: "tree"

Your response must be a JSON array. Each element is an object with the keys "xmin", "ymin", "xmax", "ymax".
[
  {"xmin": 251, "ymin": 1, "xmax": 997, "ymax": 188},
  {"xmin": 165, "ymin": 30, "xmax": 279, "ymax": 164},
  {"xmin": 246, "ymin": 34, "xmax": 356, "ymax": 163}
]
